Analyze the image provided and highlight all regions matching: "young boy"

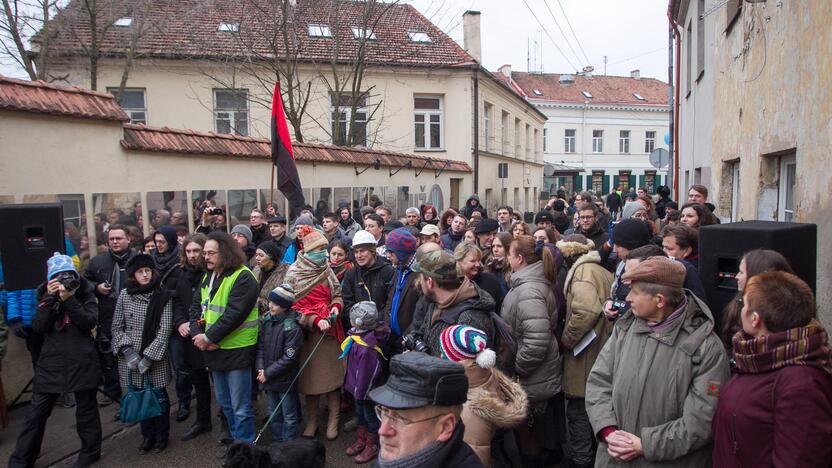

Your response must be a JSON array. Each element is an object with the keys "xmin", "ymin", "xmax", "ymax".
[
  {"xmin": 341, "ymin": 301, "xmax": 389, "ymax": 463},
  {"xmin": 256, "ymin": 284, "xmax": 303, "ymax": 442}
]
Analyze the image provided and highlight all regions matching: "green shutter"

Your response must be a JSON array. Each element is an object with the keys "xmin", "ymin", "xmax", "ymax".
[
  {"xmin": 586, "ymin": 175, "xmax": 593, "ymax": 192},
  {"xmin": 602, "ymin": 174, "xmax": 610, "ymax": 195},
  {"xmin": 638, "ymin": 175, "xmax": 645, "ymax": 189},
  {"xmin": 655, "ymin": 175, "xmax": 662, "ymax": 190},
  {"xmin": 574, "ymin": 175, "xmax": 583, "ymax": 191},
  {"xmin": 629, "ymin": 175, "xmax": 636, "ymax": 190}
]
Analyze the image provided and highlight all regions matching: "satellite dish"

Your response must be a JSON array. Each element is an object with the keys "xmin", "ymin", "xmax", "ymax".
[
  {"xmin": 543, "ymin": 164, "xmax": 556, "ymax": 177},
  {"xmin": 649, "ymin": 148, "xmax": 670, "ymax": 169}
]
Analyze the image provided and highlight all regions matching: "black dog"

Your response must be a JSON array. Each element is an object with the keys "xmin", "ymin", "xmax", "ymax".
[{"xmin": 221, "ymin": 438, "xmax": 326, "ymax": 468}]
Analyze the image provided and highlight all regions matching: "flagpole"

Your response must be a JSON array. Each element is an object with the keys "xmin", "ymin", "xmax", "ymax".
[{"xmin": 270, "ymin": 163, "xmax": 276, "ymax": 208}]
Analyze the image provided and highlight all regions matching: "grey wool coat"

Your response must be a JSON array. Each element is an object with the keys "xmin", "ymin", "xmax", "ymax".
[{"xmin": 111, "ymin": 289, "xmax": 173, "ymax": 389}]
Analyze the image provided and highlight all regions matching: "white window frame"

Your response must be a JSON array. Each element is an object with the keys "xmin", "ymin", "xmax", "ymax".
[
  {"xmin": 542, "ymin": 127, "xmax": 547, "ymax": 152},
  {"xmin": 645, "ymin": 131, "xmax": 656, "ymax": 153},
  {"xmin": 501, "ymin": 112, "xmax": 509, "ymax": 155},
  {"xmin": 483, "ymin": 103, "xmax": 491, "ymax": 152},
  {"xmin": 351, "ymin": 27, "xmax": 376, "ymax": 40},
  {"xmin": 331, "ymin": 93, "xmax": 369, "ymax": 147},
  {"xmin": 213, "ymin": 89, "xmax": 249, "ymax": 136},
  {"xmin": 592, "ymin": 130, "xmax": 603, "ymax": 153},
  {"xmin": 114, "ymin": 17, "xmax": 132, "ymax": 27},
  {"xmin": 218, "ymin": 22, "xmax": 239, "ymax": 32},
  {"xmin": 308, "ymin": 24, "xmax": 332, "ymax": 38},
  {"xmin": 564, "ymin": 129, "xmax": 576, "ymax": 153},
  {"xmin": 107, "ymin": 87, "xmax": 147, "ymax": 124},
  {"xmin": 619, "ymin": 130, "xmax": 631, "ymax": 154},
  {"xmin": 414, "ymin": 95, "xmax": 443, "ymax": 150},
  {"xmin": 407, "ymin": 31, "xmax": 431, "ymax": 43},
  {"xmin": 778, "ymin": 155, "xmax": 796, "ymax": 222}
]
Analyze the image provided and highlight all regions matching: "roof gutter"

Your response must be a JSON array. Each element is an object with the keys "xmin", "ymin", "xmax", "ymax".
[
  {"xmin": 472, "ymin": 66, "xmax": 480, "ymax": 194},
  {"xmin": 668, "ymin": 1, "xmax": 682, "ymax": 201}
]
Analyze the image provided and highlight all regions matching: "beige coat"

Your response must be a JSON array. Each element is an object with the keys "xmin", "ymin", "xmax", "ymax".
[
  {"xmin": 585, "ymin": 292, "xmax": 730, "ymax": 467},
  {"xmin": 561, "ymin": 251, "xmax": 613, "ymax": 398},
  {"xmin": 460, "ymin": 360, "xmax": 528, "ymax": 468}
]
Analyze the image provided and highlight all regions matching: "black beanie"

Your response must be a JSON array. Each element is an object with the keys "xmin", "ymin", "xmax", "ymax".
[
  {"xmin": 612, "ymin": 219, "xmax": 652, "ymax": 250},
  {"xmin": 257, "ymin": 240, "xmax": 281, "ymax": 261}
]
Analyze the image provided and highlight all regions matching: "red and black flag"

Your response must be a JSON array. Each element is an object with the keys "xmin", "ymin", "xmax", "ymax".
[{"xmin": 271, "ymin": 82, "xmax": 305, "ymax": 214}]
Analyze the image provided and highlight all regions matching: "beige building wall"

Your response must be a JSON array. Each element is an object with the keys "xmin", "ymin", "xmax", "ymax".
[{"xmin": 709, "ymin": 1, "xmax": 832, "ymax": 325}]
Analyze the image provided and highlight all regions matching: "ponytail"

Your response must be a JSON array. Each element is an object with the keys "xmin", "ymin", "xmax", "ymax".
[{"xmin": 512, "ymin": 235, "xmax": 556, "ymax": 284}]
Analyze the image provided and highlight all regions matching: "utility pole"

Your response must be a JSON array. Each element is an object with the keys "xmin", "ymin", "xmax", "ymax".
[{"xmin": 603, "ymin": 55, "xmax": 608, "ymax": 75}]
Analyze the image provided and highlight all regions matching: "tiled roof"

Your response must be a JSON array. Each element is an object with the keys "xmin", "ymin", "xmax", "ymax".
[
  {"xmin": 122, "ymin": 124, "xmax": 472, "ymax": 172},
  {"xmin": 46, "ymin": 0, "xmax": 475, "ymax": 68},
  {"xmin": 505, "ymin": 72, "xmax": 669, "ymax": 106},
  {"xmin": 0, "ymin": 75, "xmax": 128, "ymax": 121}
]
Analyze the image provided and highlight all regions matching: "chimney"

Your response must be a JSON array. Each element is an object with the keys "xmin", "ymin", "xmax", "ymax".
[
  {"xmin": 630, "ymin": 69, "xmax": 641, "ymax": 80},
  {"xmin": 463, "ymin": 10, "xmax": 482, "ymax": 63},
  {"xmin": 582, "ymin": 65, "xmax": 594, "ymax": 79},
  {"xmin": 498, "ymin": 64, "xmax": 512, "ymax": 79}
]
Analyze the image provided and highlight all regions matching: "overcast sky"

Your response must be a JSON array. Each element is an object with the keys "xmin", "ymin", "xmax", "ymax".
[{"xmin": 407, "ymin": 0, "xmax": 670, "ymax": 81}]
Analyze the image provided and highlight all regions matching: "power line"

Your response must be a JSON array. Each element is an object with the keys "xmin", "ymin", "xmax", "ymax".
[
  {"xmin": 542, "ymin": 0, "xmax": 585, "ymax": 68},
  {"xmin": 608, "ymin": 47, "xmax": 665, "ymax": 66},
  {"xmin": 555, "ymin": 0, "xmax": 592, "ymax": 66},
  {"xmin": 521, "ymin": 0, "xmax": 578, "ymax": 71}
]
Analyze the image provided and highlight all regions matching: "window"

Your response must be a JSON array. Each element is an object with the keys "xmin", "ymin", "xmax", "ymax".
[
  {"xmin": 564, "ymin": 129, "xmax": 576, "ymax": 153},
  {"xmin": 696, "ymin": 0, "xmax": 705, "ymax": 79},
  {"xmin": 534, "ymin": 129, "xmax": 540, "ymax": 159},
  {"xmin": 214, "ymin": 89, "xmax": 248, "ymax": 136},
  {"xmin": 619, "ymin": 130, "xmax": 630, "ymax": 153},
  {"xmin": 581, "ymin": 90, "xmax": 593, "ymax": 99},
  {"xmin": 778, "ymin": 155, "xmax": 796, "ymax": 222},
  {"xmin": 483, "ymin": 103, "xmax": 492, "ymax": 152},
  {"xmin": 592, "ymin": 171, "xmax": 605, "ymax": 193},
  {"xmin": 108, "ymin": 87, "xmax": 147, "ymax": 124},
  {"xmin": 351, "ymin": 27, "xmax": 376, "ymax": 40},
  {"xmin": 533, "ymin": 89, "xmax": 543, "ymax": 96},
  {"xmin": 542, "ymin": 127, "xmax": 547, "ymax": 152},
  {"xmin": 618, "ymin": 171, "xmax": 631, "ymax": 191},
  {"xmin": 218, "ymin": 22, "xmax": 239, "ymax": 32},
  {"xmin": 332, "ymin": 93, "xmax": 369, "ymax": 146},
  {"xmin": 645, "ymin": 171, "xmax": 657, "ymax": 194},
  {"xmin": 501, "ymin": 111, "xmax": 510, "ymax": 154},
  {"xmin": 308, "ymin": 24, "xmax": 332, "ymax": 38},
  {"xmin": 525, "ymin": 124, "xmax": 531, "ymax": 159},
  {"xmin": 515, "ymin": 118, "xmax": 522, "ymax": 156},
  {"xmin": 645, "ymin": 131, "xmax": 656, "ymax": 153},
  {"xmin": 592, "ymin": 130, "xmax": 603, "ymax": 153},
  {"xmin": 633, "ymin": 93, "xmax": 646, "ymax": 101},
  {"xmin": 114, "ymin": 17, "xmax": 132, "ymax": 27},
  {"xmin": 407, "ymin": 31, "xmax": 431, "ymax": 43},
  {"xmin": 414, "ymin": 96, "xmax": 442, "ymax": 150}
]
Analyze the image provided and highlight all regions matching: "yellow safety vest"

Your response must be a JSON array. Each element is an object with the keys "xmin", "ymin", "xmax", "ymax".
[{"xmin": 201, "ymin": 266, "xmax": 259, "ymax": 349}]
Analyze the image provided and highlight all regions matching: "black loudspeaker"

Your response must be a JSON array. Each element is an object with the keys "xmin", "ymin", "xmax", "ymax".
[
  {"xmin": 698, "ymin": 220, "xmax": 817, "ymax": 325},
  {"xmin": 0, "ymin": 203, "xmax": 66, "ymax": 291}
]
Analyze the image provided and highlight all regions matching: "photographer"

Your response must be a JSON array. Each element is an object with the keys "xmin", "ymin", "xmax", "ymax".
[
  {"xmin": 195, "ymin": 204, "xmax": 225, "ymax": 235},
  {"xmin": 10, "ymin": 253, "xmax": 102, "ymax": 468}
]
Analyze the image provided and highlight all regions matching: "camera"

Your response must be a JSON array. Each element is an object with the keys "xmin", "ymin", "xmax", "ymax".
[
  {"xmin": 401, "ymin": 335, "xmax": 428, "ymax": 353},
  {"xmin": 55, "ymin": 271, "xmax": 80, "ymax": 291},
  {"xmin": 610, "ymin": 299, "xmax": 628, "ymax": 311},
  {"xmin": 207, "ymin": 207, "xmax": 223, "ymax": 216}
]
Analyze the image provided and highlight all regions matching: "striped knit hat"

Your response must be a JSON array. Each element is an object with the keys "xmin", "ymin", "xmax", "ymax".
[
  {"xmin": 440, "ymin": 325, "xmax": 496, "ymax": 369},
  {"xmin": 268, "ymin": 284, "xmax": 296, "ymax": 309}
]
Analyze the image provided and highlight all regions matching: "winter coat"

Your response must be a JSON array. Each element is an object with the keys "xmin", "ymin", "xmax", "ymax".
[
  {"xmin": 253, "ymin": 262, "xmax": 289, "ymax": 315},
  {"xmin": 338, "ymin": 218, "xmax": 361, "ymax": 239},
  {"xmin": 343, "ymin": 323, "xmax": 390, "ymax": 401},
  {"xmin": 680, "ymin": 259, "xmax": 707, "ymax": 303},
  {"xmin": 174, "ymin": 264, "xmax": 207, "ymax": 370},
  {"xmin": 712, "ymin": 365, "xmax": 832, "ymax": 467},
  {"xmin": 271, "ymin": 233, "xmax": 293, "ymax": 261},
  {"xmin": 187, "ymin": 268, "xmax": 259, "ymax": 372},
  {"xmin": 472, "ymin": 272, "xmax": 503, "ymax": 314},
  {"xmin": 83, "ymin": 249, "xmax": 137, "ymax": 336},
  {"xmin": 423, "ymin": 284, "xmax": 496, "ymax": 359},
  {"xmin": 585, "ymin": 291, "xmax": 730, "ymax": 467},
  {"xmin": 607, "ymin": 192, "xmax": 623, "ymax": 212},
  {"xmin": 255, "ymin": 311, "xmax": 303, "ymax": 393},
  {"xmin": 341, "ymin": 258, "xmax": 395, "ymax": 315},
  {"xmin": 111, "ymin": 289, "xmax": 173, "ymax": 389},
  {"xmin": 251, "ymin": 224, "xmax": 269, "ymax": 246},
  {"xmin": 383, "ymin": 267, "xmax": 420, "ymax": 346},
  {"xmin": 32, "ymin": 278, "xmax": 100, "ymax": 394},
  {"xmin": 373, "ymin": 422, "xmax": 484, "ymax": 468},
  {"xmin": 441, "ymin": 231, "xmax": 465, "ymax": 253},
  {"xmin": 575, "ymin": 222, "xmax": 609, "ymax": 253},
  {"xmin": 462, "ymin": 195, "xmax": 489, "ymax": 219},
  {"xmin": 460, "ymin": 360, "xmax": 528, "ymax": 468},
  {"xmin": 560, "ymin": 251, "xmax": 614, "ymax": 398},
  {"xmin": 500, "ymin": 261, "xmax": 562, "ymax": 402}
]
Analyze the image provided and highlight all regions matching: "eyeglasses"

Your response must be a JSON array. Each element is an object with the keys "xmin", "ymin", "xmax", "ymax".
[
  {"xmin": 374, "ymin": 405, "xmax": 447, "ymax": 429},
  {"xmin": 203, "ymin": 250, "xmax": 218, "ymax": 257}
]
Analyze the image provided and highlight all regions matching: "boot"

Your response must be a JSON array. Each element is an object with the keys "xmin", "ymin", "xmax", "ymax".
[
  {"xmin": 354, "ymin": 432, "xmax": 379, "ymax": 464},
  {"xmin": 326, "ymin": 391, "xmax": 340, "ymax": 440},
  {"xmin": 345, "ymin": 426, "xmax": 367, "ymax": 456},
  {"xmin": 302, "ymin": 395, "xmax": 320, "ymax": 437}
]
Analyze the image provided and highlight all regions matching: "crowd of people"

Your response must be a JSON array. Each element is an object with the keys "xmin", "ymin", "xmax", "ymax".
[{"xmin": 5, "ymin": 183, "xmax": 832, "ymax": 468}]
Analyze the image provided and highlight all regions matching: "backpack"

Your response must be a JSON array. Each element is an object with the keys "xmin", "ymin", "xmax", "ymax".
[{"xmin": 490, "ymin": 312, "xmax": 518, "ymax": 376}]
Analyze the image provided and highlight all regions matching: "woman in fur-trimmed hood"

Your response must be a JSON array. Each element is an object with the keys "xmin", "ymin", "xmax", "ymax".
[{"xmin": 439, "ymin": 325, "xmax": 528, "ymax": 468}]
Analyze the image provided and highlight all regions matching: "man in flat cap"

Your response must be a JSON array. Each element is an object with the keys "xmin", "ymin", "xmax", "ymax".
[
  {"xmin": 370, "ymin": 352, "xmax": 483, "ymax": 467},
  {"xmin": 585, "ymin": 257, "xmax": 729, "ymax": 467}
]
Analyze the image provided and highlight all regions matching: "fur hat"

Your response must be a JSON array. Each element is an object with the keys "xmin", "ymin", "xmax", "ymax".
[
  {"xmin": 46, "ymin": 252, "xmax": 77, "ymax": 280},
  {"xmin": 268, "ymin": 284, "xmax": 295, "ymax": 309},
  {"xmin": 126, "ymin": 253, "xmax": 156, "ymax": 277},
  {"xmin": 350, "ymin": 301, "xmax": 379, "ymax": 331},
  {"xmin": 440, "ymin": 325, "xmax": 496, "ymax": 369},
  {"xmin": 556, "ymin": 234, "xmax": 596, "ymax": 258}
]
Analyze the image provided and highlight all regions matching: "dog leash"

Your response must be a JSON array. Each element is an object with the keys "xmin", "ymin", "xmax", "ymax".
[{"xmin": 253, "ymin": 313, "xmax": 334, "ymax": 445}]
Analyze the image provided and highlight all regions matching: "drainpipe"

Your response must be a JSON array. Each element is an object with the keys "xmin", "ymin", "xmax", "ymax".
[
  {"xmin": 668, "ymin": 4, "xmax": 682, "ymax": 201},
  {"xmin": 473, "ymin": 66, "xmax": 480, "ymax": 194}
]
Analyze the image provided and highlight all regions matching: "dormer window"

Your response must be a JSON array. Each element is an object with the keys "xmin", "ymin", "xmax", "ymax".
[
  {"xmin": 533, "ymin": 89, "xmax": 543, "ymax": 96},
  {"xmin": 114, "ymin": 17, "xmax": 132, "ymax": 27},
  {"xmin": 581, "ymin": 90, "xmax": 593, "ymax": 99},
  {"xmin": 634, "ymin": 93, "xmax": 646, "ymax": 101},
  {"xmin": 351, "ymin": 27, "xmax": 376, "ymax": 40},
  {"xmin": 308, "ymin": 24, "xmax": 332, "ymax": 38},
  {"xmin": 218, "ymin": 22, "xmax": 239, "ymax": 33},
  {"xmin": 407, "ymin": 31, "xmax": 431, "ymax": 43}
]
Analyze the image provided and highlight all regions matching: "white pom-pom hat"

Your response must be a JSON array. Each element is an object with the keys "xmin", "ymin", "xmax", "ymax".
[{"xmin": 440, "ymin": 324, "xmax": 496, "ymax": 369}]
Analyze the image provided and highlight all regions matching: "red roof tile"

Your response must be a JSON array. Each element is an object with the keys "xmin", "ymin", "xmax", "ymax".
[
  {"xmin": 0, "ymin": 75, "xmax": 128, "ymax": 121},
  {"xmin": 46, "ymin": 0, "xmax": 475, "ymax": 68},
  {"xmin": 506, "ymin": 72, "xmax": 669, "ymax": 106},
  {"xmin": 121, "ymin": 124, "xmax": 472, "ymax": 172}
]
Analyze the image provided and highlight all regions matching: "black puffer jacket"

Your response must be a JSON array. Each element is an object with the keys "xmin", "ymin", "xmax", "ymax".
[
  {"xmin": 32, "ymin": 277, "xmax": 101, "ymax": 394},
  {"xmin": 423, "ymin": 283, "xmax": 496, "ymax": 358},
  {"xmin": 176, "ymin": 264, "xmax": 206, "ymax": 369},
  {"xmin": 341, "ymin": 258, "xmax": 395, "ymax": 317},
  {"xmin": 255, "ymin": 311, "xmax": 303, "ymax": 393},
  {"xmin": 83, "ymin": 249, "xmax": 137, "ymax": 336}
]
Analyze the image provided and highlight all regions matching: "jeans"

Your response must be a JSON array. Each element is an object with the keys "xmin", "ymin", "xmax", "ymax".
[
  {"xmin": 266, "ymin": 390, "xmax": 300, "ymax": 442},
  {"xmin": 212, "ymin": 368, "xmax": 255, "ymax": 442},
  {"xmin": 566, "ymin": 397, "xmax": 595, "ymax": 466},
  {"xmin": 139, "ymin": 388, "xmax": 170, "ymax": 441},
  {"xmin": 355, "ymin": 399, "xmax": 380, "ymax": 434},
  {"xmin": 9, "ymin": 389, "xmax": 101, "ymax": 468},
  {"xmin": 168, "ymin": 335, "xmax": 192, "ymax": 409}
]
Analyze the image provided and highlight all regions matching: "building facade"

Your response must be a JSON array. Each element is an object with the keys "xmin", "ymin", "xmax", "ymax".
[{"xmin": 494, "ymin": 66, "xmax": 670, "ymax": 197}]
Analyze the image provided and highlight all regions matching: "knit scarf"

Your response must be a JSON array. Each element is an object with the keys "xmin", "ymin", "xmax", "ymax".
[
  {"xmin": 284, "ymin": 250, "xmax": 337, "ymax": 301},
  {"xmin": 109, "ymin": 248, "xmax": 131, "ymax": 292},
  {"xmin": 733, "ymin": 319, "xmax": 832, "ymax": 376},
  {"xmin": 152, "ymin": 244, "xmax": 180, "ymax": 277},
  {"xmin": 330, "ymin": 260, "xmax": 354, "ymax": 281},
  {"xmin": 377, "ymin": 441, "xmax": 443, "ymax": 468},
  {"xmin": 647, "ymin": 296, "xmax": 688, "ymax": 333},
  {"xmin": 390, "ymin": 255, "xmax": 416, "ymax": 337}
]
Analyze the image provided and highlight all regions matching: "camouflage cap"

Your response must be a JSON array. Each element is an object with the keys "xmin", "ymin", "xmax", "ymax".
[{"xmin": 412, "ymin": 250, "xmax": 459, "ymax": 282}]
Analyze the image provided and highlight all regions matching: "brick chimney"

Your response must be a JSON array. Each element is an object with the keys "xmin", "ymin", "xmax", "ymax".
[
  {"xmin": 630, "ymin": 69, "xmax": 641, "ymax": 80},
  {"xmin": 498, "ymin": 64, "xmax": 512, "ymax": 79},
  {"xmin": 463, "ymin": 11, "xmax": 482, "ymax": 63}
]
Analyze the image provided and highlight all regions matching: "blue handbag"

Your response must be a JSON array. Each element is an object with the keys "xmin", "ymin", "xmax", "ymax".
[{"xmin": 119, "ymin": 371, "xmax": 165, "ymax": 423}]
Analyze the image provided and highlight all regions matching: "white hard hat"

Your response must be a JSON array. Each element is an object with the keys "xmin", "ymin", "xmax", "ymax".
[{"xmin": 352, "ymin": 230, "xmax": 377, "ymax": 249}]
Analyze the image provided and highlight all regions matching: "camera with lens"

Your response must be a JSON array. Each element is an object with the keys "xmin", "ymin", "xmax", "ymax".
[
  {"xmin": 206, "ymin": 206, "xmax": 223, "ymax": 216},
  {"xmin": 55, "ymin": 271, "xmax": 80, "ymax": 291},
  {"xmin": 401, "ymin": 335, "xmax": 428, "ymax": 353},
  {"xmin": 610, "ymin": 299, "xmax": 628, "ymax": 311}
]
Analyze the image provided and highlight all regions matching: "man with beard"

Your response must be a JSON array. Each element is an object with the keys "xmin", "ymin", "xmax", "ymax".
[
  {"xmin": 440, "ymin": 214, "xmax": 467, "ymax": 253},
  {"xmin": 574, "ymin": 203, "xmax": 609, "ymax": 254},
  {"xmin": 83, "ymin": 225, "xmax": 136, "ymax": 406}
]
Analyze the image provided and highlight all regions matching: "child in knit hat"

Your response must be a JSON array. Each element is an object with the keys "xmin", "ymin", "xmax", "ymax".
[
  {"xmin": 340, "ymin": 301, "xmax": 390, "ymax": 463},
  {"xmin": 255, "ymin": 284, "xmax": 303, "ymax": 442}
]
